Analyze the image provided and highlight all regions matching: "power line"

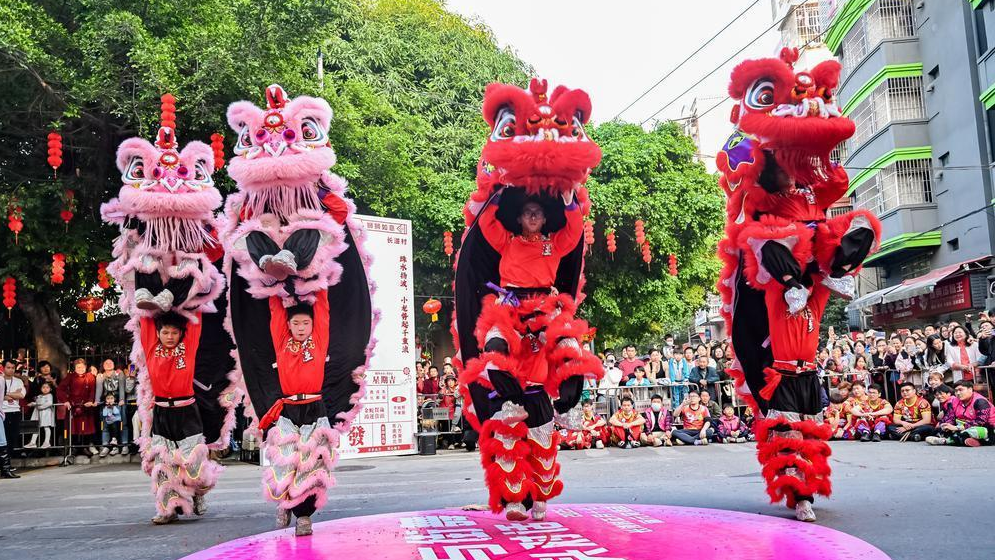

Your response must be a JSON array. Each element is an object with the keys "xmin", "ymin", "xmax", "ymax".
[
  {"xmin": 639, "ymin": 6, "xmax": 797, "ymax": 126},
  {"xmin": 611, "ymin": 0, "xmax": 761, "ymax": 122}
]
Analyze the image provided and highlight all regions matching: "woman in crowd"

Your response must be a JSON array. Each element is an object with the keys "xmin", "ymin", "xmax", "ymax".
[
  {"xmin": 850, "ymin": 355, "xmax": 870, "ymax": 387},
  {"xmin": 924, "ymin": 334, "xmax": 951, "ymax": 381},
  {"xmin": 946, "ymin": 325, "xmax": 980, "ymax": 383}
]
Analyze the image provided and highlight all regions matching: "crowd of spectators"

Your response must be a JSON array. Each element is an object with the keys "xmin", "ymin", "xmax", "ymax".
[
  {"xmin": 1, "ymin": 350, "xmax": 140, "ymax": 468},
  {"xmin": 415, "ymin": 314, "xmax": 995, "ymax": 452}
]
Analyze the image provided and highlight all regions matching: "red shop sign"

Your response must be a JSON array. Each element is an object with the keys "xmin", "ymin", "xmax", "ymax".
[{"xmin": 872, "ymin": 275, "xmax": 973, "ymax": 324}]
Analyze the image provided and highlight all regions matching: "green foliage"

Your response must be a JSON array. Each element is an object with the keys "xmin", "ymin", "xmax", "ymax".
[
  {"xmin": 583, "ymin": 121, "xmax": 724, "ymax": 348},
  {"xmin": 0, "ymin": 0, "xmax": 528, "ymax": 349}
]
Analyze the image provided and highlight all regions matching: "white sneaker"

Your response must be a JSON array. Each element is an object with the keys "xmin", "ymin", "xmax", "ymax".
[
  {"xmin": 295, "ymin": 516, "xmax": 313, "ymax": 537},
  {"xmin": 99, "ymin": 446, "xmax": 110, "ymax": 458},
  {"xmin": 276, "ymin": 508, "xmax": 291, "ymax": 528},
  {"xmin": 595, "ymin": 440, "xmax": 604, "ymax": 449},
  {"xmin": 193, "ymin": 494, "xmax": 207, "ymax": 516},
  {"xmin": 926, "ymin": 436, "xmax": 948, "ymax": 446},
  {"xmin": 505, "ymin": 502, "xmax": 528, "ymax": 521},
  {"xmin": 531, "ymin": 501, "xmax": 547, "ymax": 521},
  {"xmin": 88, "ymin": 446, "xmax": 99, "ymax": 456},
  {"xmin": 263, "ymin": 250, "xmax": 297, "ymax": 280},
  {"xmin": 109, "ymin": 447, "xmax": 119, "ymax": 456},
  {"xmin": 152, "ymin": 290, "xmax": 174, "ymax": 312},
  {"xmin": 794, "ymin": 500, "xmax": 816, "ymax": 522},
  {"xmin": 700, "ymin": 437, "xmax": 709, "ymax": 446},
  {"xmin": 134, "ymin": 288, "xmax": 157, "ymax": 310},
  {"xmin": 151, "ymin": 512, "xmax": 178, "ymax": 525},
  {"xmin": 23, "ymin": 439, "xmax": 37, "ymax": 449}
]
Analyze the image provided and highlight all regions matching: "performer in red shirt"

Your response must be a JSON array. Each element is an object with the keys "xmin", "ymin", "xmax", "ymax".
[
  {"xmin": 138, "ymin": 312, "xmax": 222, "ymax": 525},
  {"xmin": 257, "ymin": 290, "xmax": 337, "ymax": 536}
]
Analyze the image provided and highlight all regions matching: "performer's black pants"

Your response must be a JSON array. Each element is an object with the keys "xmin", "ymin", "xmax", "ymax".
[
  {"xmin": 152, "ymin": 403, "xmax": 203, "ymax": 442},
  {"xmin": 276, "ymin": 400, "xmax": 326, "ymax": 519},
  {"xmin": 246, "ymin": 230, "xmax": 320, "ymax": 270},
  {"xmin": 136, "ymin": 272, "xmax": 194, "ymax": 304}
]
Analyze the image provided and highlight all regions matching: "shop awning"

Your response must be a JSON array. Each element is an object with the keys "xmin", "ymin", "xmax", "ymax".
[
  {"xmin": 845, "ymin": 284, "xmax": 900, "ymax": 312},
  {"xmin": 879, "ymin": 256, "xmax": 991, "ymax": 304},
  {"xmin": 862, "ymin": 231, "xmax": 942, "ymax": 267}
]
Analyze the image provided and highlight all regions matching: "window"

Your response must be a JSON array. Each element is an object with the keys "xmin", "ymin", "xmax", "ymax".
[
  {"xmin": 987, "ymin": 107, "xmax": 995, "ymax": 164},
  {"xmin": 977, "ymin": 8, "xmax": 989, "ymax": 54},
  {"xmin": 854, "ymin": 158, "xmax": 934, "ymax": 214},
  {"xmin": 898, "ymin": 254, "xmax": 932, "ymax": 280},
  {"xmin": 836, "ymin": 0, "xmax": 917, "ymax": 76},
  {"xmin": 848, "ymin": 76, "xmax": 926, "ymax": 150}
]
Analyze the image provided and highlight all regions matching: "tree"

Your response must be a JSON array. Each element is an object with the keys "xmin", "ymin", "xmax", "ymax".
[
  {"xmin": 582, "ymin": 121, "xmax": 724, "ymax": 348},
  {"xmin": 0, "ymin": 0, "xmax": 528, "ymax": 365}
]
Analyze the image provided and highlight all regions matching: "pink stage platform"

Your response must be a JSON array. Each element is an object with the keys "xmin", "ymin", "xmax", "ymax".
[{"xmin": 180, "ymin": 503, "xmax": 890, "ymax": 560}]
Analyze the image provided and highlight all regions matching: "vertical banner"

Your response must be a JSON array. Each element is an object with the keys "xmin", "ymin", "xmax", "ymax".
[{"xmin": 339, "ymin": 215, "xmax": 418, "ymax": 458}]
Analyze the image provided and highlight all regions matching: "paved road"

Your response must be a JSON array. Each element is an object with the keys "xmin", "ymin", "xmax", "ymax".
[{"xmin": 1, "ymin": 441, "xmax": 992, "ymax": 559}]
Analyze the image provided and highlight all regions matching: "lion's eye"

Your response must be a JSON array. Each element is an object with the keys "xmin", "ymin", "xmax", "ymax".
[
  {"xmin": 300, "ymin": 117, "xmax": 327, "ymax": 144},
  {"xmin": 491, "ymin": 109, "xmax": 517, "ymax": 141},
  {"xmin": 745, "ymin": 80, "xmax": 776, "ymax": 110}
]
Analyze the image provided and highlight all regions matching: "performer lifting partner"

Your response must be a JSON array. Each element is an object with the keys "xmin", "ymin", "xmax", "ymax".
[
  {"xmin": 455, "ymin": 78, "xmax": 604, "ymax": 523},
  {"xmin": 139, "ymin": 312, "xmax": 222, "ymax": 525},
  {"xmin": 257, "ymin": 291, "xmax": 337, "ymax": 537}
]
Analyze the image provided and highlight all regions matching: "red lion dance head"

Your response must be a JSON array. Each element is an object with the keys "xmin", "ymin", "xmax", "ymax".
[
  {"xmin": 718, "ymin": 48, "xmax": 854, "ymax": 216},
  {"xmin": 466, "ymin": 78, "xmax": 601, "ymax": 224}
]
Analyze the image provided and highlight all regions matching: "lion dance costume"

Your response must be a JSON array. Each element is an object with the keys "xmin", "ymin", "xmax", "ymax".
[
  {"xmin": 716, "ymin": 49, "xmax": 880, "ymax": 521},
  {"xmin": 453, "ymin": 79, "xmax": 604, "ymax": 521},
  {"xmin": 219, "ymin": 85, "xmax": 376, "ymax": 534},
  {"xmin": 102, "ymin": 99, "xmax": 236, "ymax": 524}
]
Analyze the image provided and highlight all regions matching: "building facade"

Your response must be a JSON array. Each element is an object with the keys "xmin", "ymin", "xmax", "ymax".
[{"xmin": 819, "ymin": 0, "xmax": 995, "ymax": 329}]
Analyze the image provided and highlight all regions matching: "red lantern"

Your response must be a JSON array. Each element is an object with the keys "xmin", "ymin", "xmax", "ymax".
[
  {"xmin": 443, "ymin": 231, "xmax": 454, "ymax": 259},
  {"xmin": 606, "ymin": 230, "xmax": 617, "ymax": 260},
  {"xmin": 583, "ymin": 220, "xmax": 595, "ymax": 247},
  {"xmin": 160, "ymin": 93, "xmax": 177, "ymax": 131},
  {"xmin": 635, "ymin": 219, "xmax": 645, "ymax": 246},
  {"xmin": 641, "ymin": 242, "xmax": 652, "ymax": 270},
  {"xmin": 60, "ymin": 189, "xmax": 76, "ymax": 231},
  {"xmin": 422, "ymin": 298, "xmax": 443, "ymax": 322},
  {"xmin": 7, "ymin": 204, "xmax": 23, "ymax": 244},
  {"xmin": 47, "ymin": 131, "xmax": 63, "ymax": 177},
  {"xmin": 210, "ymin": 133, "xmax": 225, "ymax": 171},
  {"xmin": 2, "ymin": 277, "xmax": 15, "ymax": 317},
  {"xmin": 668, "ymin": 253, "xmax": 678, "ymax": 276},
  {"xmin": 51, "ymin": 253, "xmax": 66, "ymax": 285},
  {"xmin": 97, "ymin": 262, "xmax": 111, "ymax": 290},
  {"xmin": 76, "ymin": 295, "xmax": 104, "ymax": 323}
]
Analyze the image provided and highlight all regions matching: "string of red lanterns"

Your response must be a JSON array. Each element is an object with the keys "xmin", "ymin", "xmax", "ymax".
[
  {"xmin": 46, "ymin": 131, "xmax": 62, "ymax": 178},
  {"xmin": 160, "ymin": 93, "xmax": 177, "ymax": 131},
  {"xmin": 51, "ymin": 253, "xmax": 66, "ymax": 285},
  {"xmin": 210, "ymin": 133, "xmax": 225, "ymax": 171},
  {"xmin": 60, "ymin": 189, "xmax": 76, "ymax": 231},
  {"xmin": 583, "ymin": 220, "xmax": 595, "ymax": 249},
  {"xmin": 668, "ymin": 253, "xmax": 678, "ymax": 276},
  {"xmin": 443, "ymin": 231, "xmax": 453, "ymax": 261},
  {"xmin": 7, "ymin": 202, "xmax": 23, "ymax": 245},
  {"xmin": 97, "ymin": 262, "xmax": 111, "ymax": 290},
  {"xmin": 634, "ymin": 219, "xmax": 645, "ymax": 247},
  {"xmin": 2, "ymin": 278, "xmax": 15, "ymax": 317},
  {"xmin": 641, "ymin": 242, "xmax": 652, "ymax": 270},
  {"xmin": 606, "ymin": 230, "xmax": 616, "ymax": 260}
]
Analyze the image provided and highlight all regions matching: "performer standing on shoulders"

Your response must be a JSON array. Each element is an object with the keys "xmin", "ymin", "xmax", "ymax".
[
  {"xmin": 716, "ymin": 49, "xmax": 880, "ymax": 522},
  {"xmin": 454, "ymin": 78, "xmax": 603, "ymax": 522}
]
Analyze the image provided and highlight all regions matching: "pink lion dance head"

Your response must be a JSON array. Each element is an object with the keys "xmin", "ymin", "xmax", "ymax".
[
  {"xmin": 103, "ymin": 111, "xmax": 221, "ymax": 252},
  {"xmin": 225, "ymin": 84, "xmax": 337, "ymax": 216}
]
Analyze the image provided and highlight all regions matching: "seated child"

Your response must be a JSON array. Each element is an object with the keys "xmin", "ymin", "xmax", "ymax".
[{"xmin": 717, "ymin": 404, "xmax": 750, "ymax": 443}]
